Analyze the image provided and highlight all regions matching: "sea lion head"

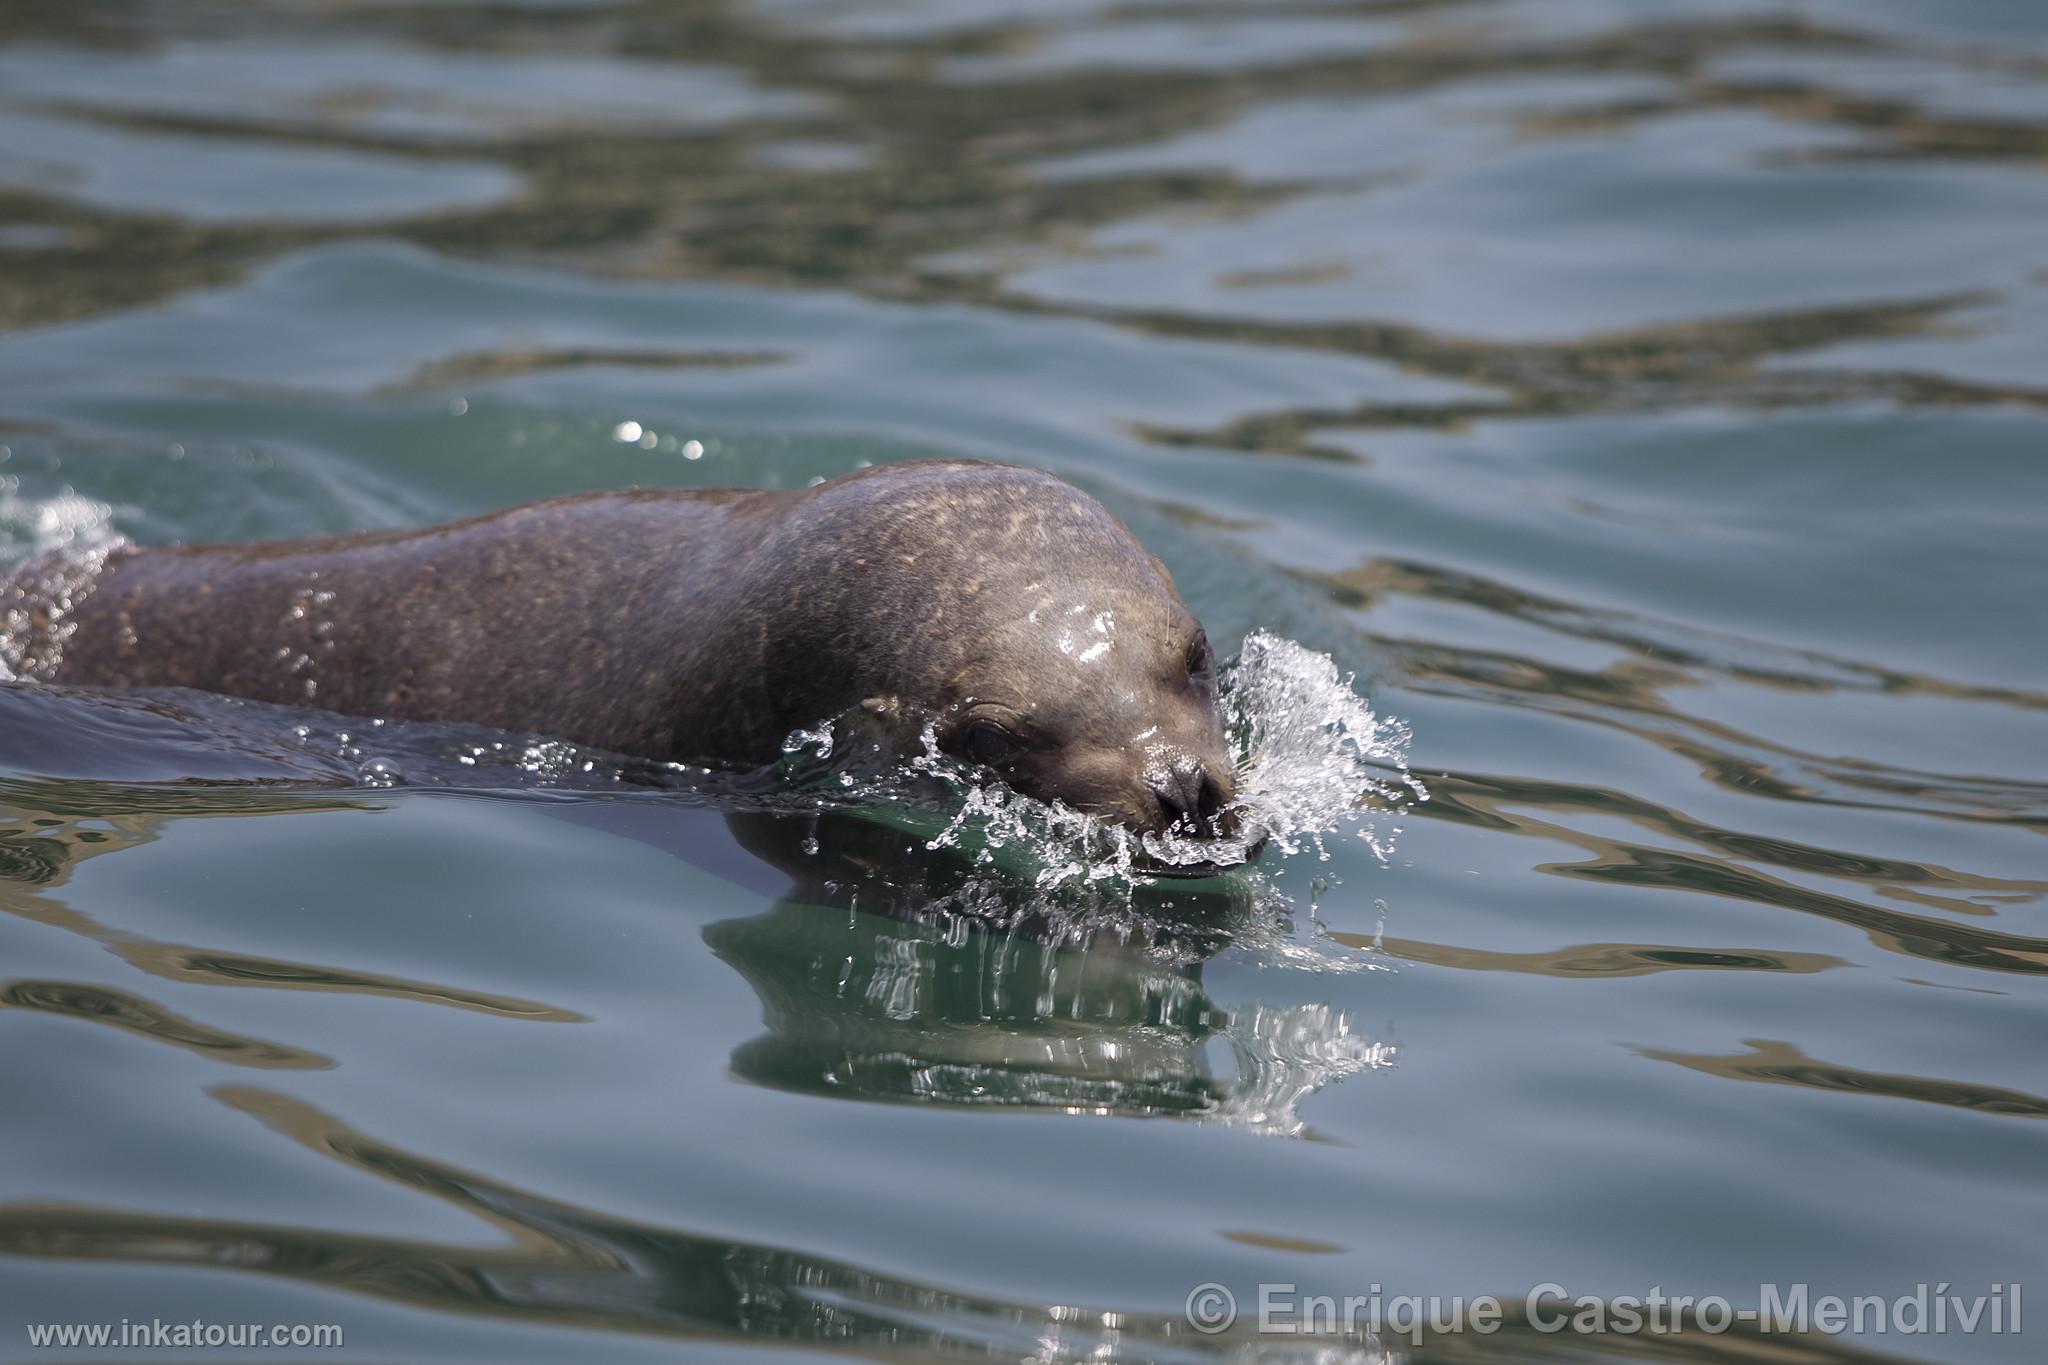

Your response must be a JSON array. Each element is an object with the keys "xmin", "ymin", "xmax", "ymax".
[
  {"xmin": 764, "ymin": 462, "xmax": 1240, "ymax": 847},
  {"xmin": 927, "ymin": 564, "xmax": 1238, "ymax": 845}
]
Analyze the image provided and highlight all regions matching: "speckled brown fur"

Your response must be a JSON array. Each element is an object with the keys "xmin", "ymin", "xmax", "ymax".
[{"xmin": 28, "ymin": 461, "xmax": 1235, "ymax": 833}]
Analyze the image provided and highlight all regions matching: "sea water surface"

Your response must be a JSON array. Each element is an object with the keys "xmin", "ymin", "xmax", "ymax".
[{"xmin": 1, "ymin": 2, "xmax": 2045, "ymax": 1363}]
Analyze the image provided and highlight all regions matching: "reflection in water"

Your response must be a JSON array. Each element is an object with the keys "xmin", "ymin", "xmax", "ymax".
[
  {"xmin": 0, "ymin": 977, "xmax": 332, "ymax": 1069},
  {"xmin": 1320, "ymin": 559, "xmax": 2048, "ymax": 831},
  {"xmin": 1416, "ymin": 771, "xmax": 2048, "ymax": 976},
  {"xmin": 1361, "ymin": 937, "xmax": 1848, "ymax": 979},
  {"xmin": 1320, "ymin": 558, "xmax": 2048, "ymax": 719},
  {"xmin": 1291, "ymin": 553, "xmax": 2048, "ymax": 979},
  {"xmin": 0, "ymin": 710, "xmax": 1399, "ymax": 1138},
  {"xmin": 0, "ymin": 1085, "xmax": 1397, "ymax": 1365},
  {"xmin": 1640, "ymin": 1039, "xmax": 2048, "ymax": 1120},
  {"xmin": 382, "ymin": 345, "xmax": 790, "ymax": 396},
  {"xmin": 717, "ymin": 809, "xmax": 1395, "ymax": 1136},
  {"xmin": 0, "ymin": 1081, "xmax": 1917, "ymax": 1363},
  {"xmin": 0, "ymin": 720, "xmax": 1409, "ymax": 1351},
  {"xmin": 0, "ymin": 775, "xmax": 586, "ymax": 1022},
  {"xmin": 1, "ymin": 2, "xmax": 2045, "ymax": 1360},
  {"xmin": 1115, "ymin": 291, "xmax": 2045, "ymax": 461},
  {"xmin": 708, "ymin": 900, "xmax": 1228, "ymax": 1117},
  {"xmin": 3, "ymin": 0, "xmax": 2044, "ymax": 425}
]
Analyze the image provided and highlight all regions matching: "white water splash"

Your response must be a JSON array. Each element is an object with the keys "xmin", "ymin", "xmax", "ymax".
[
  {"xmin": 1210, "ymin": 1001, "xmax": 1398, "ymax": 1137},
  {"xmin": 1222, "ymin": 630, "xmax": 1428, "ymax": 861},
  {"xmin": 884, "ymin": 630, "xmax": 1425, "ymax": 889},
  {"xmin": 0, "ymin": 485, "xmax": 127, "ymax": 683}
]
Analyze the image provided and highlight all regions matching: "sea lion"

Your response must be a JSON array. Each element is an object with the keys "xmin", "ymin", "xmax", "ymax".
[{"xmin": 4, "ymin": 461, "xmax": 1236, "ymax": 839}]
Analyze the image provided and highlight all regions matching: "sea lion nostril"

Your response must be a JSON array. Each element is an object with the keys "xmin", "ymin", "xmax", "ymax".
[
  {"xmin": 1148, "ymin": 774, "xmax": 1190, "ymax": 829},
  {"xmin": 1148, "ymin": 760, "xmax": 1220, "ymax": 835}
]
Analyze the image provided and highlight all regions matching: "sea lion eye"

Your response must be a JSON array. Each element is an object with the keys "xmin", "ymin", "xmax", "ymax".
[
  {"xmin": 963, "ymin": 718, "xmax": 1030, "ymax": 768},
  {"xmin": 1186, "ymin": 632, "xmax": 1215, "ymax": 687}
]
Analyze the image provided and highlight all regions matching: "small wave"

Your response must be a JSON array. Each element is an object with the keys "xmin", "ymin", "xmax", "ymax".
[
  {"xmin": 769, "ymin": 629, "xmax": 1425, "ymax": 894},
  {"xmin": 283, "ymin": 718, "xmax": 715, "ymax": 793},
  {"xmin": 253, "ymin": 629, "xmax": 1422, "ymax": 949},
  {"xmin": 3, "ymin": 601, "xmax": 1422, "ymax": 917},
  {"xmin": 187, "ymin": 630, "xmax": 1430, "ymax": 894}
]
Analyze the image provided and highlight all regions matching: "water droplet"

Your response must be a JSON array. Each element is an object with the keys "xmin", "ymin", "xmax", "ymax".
[
  {"xmin": 358, "ymin": 758, "xmax": 403, "ymax": 788},
  {"xmin": 612, "ymin": 420, "xmax": 643, "ymax": 443}
]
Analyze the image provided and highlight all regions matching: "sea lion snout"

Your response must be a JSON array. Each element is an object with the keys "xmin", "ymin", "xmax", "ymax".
[
  {"xmin": 1144, "ymin": 747, "xmax": 1235, "ymax": 839},
  {"xmin": 939, "ymin": 707, "xmax": 1241, "ymax": 844}
]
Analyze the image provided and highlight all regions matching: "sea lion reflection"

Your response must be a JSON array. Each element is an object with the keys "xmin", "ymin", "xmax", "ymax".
[{"xmin": 710, "ymin": 811, "xmax": 1394, "ymax": 1134}]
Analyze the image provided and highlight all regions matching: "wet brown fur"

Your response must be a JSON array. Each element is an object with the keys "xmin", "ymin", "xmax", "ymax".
[{"xmin": 21, "ymin": 461, "xmax": 1234, "ymax": 832}]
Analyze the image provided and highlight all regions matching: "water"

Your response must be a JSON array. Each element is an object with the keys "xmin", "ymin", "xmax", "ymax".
[{"xmin": 1, "ymin": 2, "xmax": 2044, "ymax": 1361}]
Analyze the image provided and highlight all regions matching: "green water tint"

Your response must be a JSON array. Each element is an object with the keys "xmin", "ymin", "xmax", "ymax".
[
  {"xmin": 706, "ymin": 803, "xmax": 1388, "ymax": 1135},
  {"xmin": 767, "ymin": 797, "xmax": 1196, "ymax": 888},
  {"xmin": 3, "ymin": 0, "xmax": 2047, "ymax": 1361}
]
